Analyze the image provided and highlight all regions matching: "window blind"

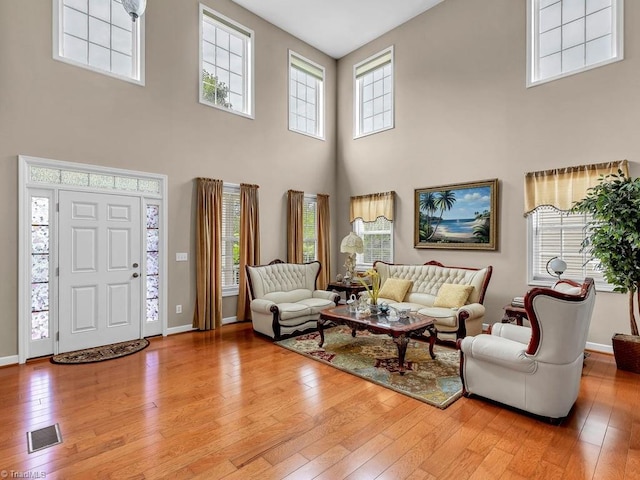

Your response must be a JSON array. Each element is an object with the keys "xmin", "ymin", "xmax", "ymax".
[
  {"xmin": 530, "ymin": 208, "xmax": 609, "ymax": 287},
  {"xmin": 222, "ymin": 187, "xmax": 240, "ymax": 287},
  {"xmin": 355, "ymin": 49, "xmax": 392, "ymax": 78}
]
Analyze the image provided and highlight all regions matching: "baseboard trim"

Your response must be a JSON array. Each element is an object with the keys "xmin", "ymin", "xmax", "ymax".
[
  {"xmin": 167, "ymin": 316, "xmax": 238, "ymax": 335},
  {"xmin": 0, "ymin": 355, "xmax": 19, "ymax": 367},
  {"xmin": 166, "ymin": 324, "xmax": 197, "ymax": 335},
  {"xmin": 585, "ymin": 341, "xmax": 613, "ymax": 354},
  {"xmin": 222, "ymin": 316, "xmax": 238, "ymax": 325}
]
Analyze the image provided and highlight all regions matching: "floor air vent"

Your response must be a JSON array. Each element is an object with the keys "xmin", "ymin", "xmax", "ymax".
[{"xmin": 27, "ymin": 424, "xmax": 62, "ymax": 453}]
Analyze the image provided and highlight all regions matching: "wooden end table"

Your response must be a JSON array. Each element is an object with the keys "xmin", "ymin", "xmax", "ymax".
[
  {"xmin": 502, "ymin": 305, "xmax": 527, "ymax": 326},
  {"xmin": 319, "ymin": 305, "xmax": 437, "ymax": 375},
  {"xmin": 326, "ymin": 281, "xmax": 367, "ymax": 303}
]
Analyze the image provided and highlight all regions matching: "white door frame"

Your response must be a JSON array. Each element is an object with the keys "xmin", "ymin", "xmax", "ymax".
[{"xmin": 18, "ymin": 155, "xmax": 168, "ymax": 363}]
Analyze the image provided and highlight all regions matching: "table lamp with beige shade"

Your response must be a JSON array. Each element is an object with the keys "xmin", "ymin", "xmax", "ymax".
[{"xmin": 340, "ymin": 232, "xmax": 364, "ymax": 283}]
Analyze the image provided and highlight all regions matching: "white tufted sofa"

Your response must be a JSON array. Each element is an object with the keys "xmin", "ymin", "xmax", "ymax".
[
  {"xmin": 245, "ymin": 260, "xmax": 340, "ymax": 340},
  {"xmin": 374, "ymin": 260, "xmax": 493, "ymax": 341}
]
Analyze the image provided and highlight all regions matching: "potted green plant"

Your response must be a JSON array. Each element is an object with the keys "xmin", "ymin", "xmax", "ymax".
[{"xmin": 572, "ymin": 170, "xmax": 640, "ymax": 373}]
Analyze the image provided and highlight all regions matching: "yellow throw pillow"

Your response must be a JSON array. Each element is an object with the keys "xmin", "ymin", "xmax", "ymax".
[
  {"xmin": 433, "ymin": 283, "xmax": 474, "ymax": 308},
  {"xmin": 378, "ymin": 278, "xmax": 413, "ymax": 303}
]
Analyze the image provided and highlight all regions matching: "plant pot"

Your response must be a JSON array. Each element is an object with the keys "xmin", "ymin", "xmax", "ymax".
[{"xmin": 612, "ymin": 333, "xmax": 640, "ymax": 373}]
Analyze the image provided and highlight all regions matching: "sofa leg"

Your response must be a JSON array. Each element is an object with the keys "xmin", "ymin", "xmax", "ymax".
[
  {"xmin": 271, "ymin": 309, "xmax": 281, "ymax": 341},
  {"xmin": 457, "ymin": 311, "xmax": 469, "ymax": 339}
]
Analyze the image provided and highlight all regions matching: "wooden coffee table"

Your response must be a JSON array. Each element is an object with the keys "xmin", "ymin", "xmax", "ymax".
[{"xmin": 319, "ymin": 305, "xmax": 438, "ymax": 375}]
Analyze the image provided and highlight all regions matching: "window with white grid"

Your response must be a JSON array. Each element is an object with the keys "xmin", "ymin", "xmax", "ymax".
[
  {"xmin": 200, "ymin": 5, "xmax": 254, "ymax": 117},
  {"xmin": 222, "ymin": 185, "xmax": 240, "ymax": 294},
  {"xmin": 354, "ymin": 47, "xmax": 394, "ymax": 138},
  {"xmin": 527, "ymin": 0, "xmax": 623, "ymax": 86},
  {"xmin": 528, "ymin": 208, "xmax": 612, "ymax": 290},
  {"xmin": 289, "ymin": 51, "xmax": 324, "ymax": 139},
  {"xmin": 353, "ymin": 217, "xmax": 394, "ymax": 268},
  {"xmin": 302, "ymin": 195, "xmax": 318, "ymax": 263},
  {"xmin": 53, "ymin": 0, "xmax": 144, "ymax": 83}
]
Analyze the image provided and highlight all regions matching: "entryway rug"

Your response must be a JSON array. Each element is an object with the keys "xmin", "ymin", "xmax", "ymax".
[
  {"xmin": 276, "ymin": 326, "xmax": 462, "ymax": 409},
  {"xmin": 51, "ymin": 338, "xmax": 149, "ymax": 364}
]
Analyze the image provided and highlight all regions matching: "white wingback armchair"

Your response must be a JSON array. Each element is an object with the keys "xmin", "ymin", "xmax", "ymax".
[{"xmin": 459, "ymin": 278, "xmax": 596, "ymax": 421}]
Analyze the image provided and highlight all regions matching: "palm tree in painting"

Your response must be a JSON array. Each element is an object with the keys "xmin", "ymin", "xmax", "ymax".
[
  {"xmin": 472, "ymin": 210, "xmax": 491, "ymax": 243},
  {"xmin": 425, "ymin": 190, "xmax": 456, "ymax": 240},
  {"xmin": 419, "ymin": 192, "xmax": 438, "ymax": 240}
]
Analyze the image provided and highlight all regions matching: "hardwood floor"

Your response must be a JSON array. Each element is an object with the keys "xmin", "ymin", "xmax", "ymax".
[{"xmin": 2, "ymin": 322, "xmax": 639, "ymax": 479}]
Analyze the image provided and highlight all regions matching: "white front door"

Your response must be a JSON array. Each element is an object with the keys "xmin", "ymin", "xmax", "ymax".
[{"xmin": 58, "ymin": 191, "xmax": 142, "ymax": 353}]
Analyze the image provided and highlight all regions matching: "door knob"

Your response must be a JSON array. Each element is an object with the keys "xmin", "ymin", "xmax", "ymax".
[
  {"xmin": 133, "ymin": 262, "xmax": 139, "ymax": 268},
  {"xmin": 132, "ymin": 272, "xmax": 139, "ymax": 278}
]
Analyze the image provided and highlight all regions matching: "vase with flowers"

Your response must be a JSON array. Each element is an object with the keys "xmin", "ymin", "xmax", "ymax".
[{"xmin": 358, "ymin": 269, "xmax": 381, "ymax": 308}]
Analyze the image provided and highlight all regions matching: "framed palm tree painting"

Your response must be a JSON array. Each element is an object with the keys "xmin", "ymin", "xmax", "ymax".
[{"xmin": 414, "ymin": 179, "xmax": 499, "ymax": 250}]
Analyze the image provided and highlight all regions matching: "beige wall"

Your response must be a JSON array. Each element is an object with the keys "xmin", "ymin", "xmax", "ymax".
[
  {"xmin": 2, "ymin": 0, "xmax": 636, "ymax": 359},
  {"xmin": 336, "ymin": 0, "xmax": 639, "ymax": 347},
  {"xmin": 0, "ymin": 0, "xmax": 337, "ymax": 358}
]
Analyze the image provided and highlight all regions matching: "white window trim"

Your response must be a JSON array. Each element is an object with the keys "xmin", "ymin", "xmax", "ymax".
[
  {"xmin": 222, "ymin": 183, "xmax": 241, "ymax": 297},
  {"xmin": 288, "ymin": 50, "xmax": 325, "ymax": 140},
  {"xmin": 526, "ymin": 0, "xmax": 624, "ymax": 88},
  {"xmin": 353, "ymin": 46, "xmax": 395, "ymax": 139},
  {"xmin": 526, "ymin": 213, "xmax": 614, "ymax": 292},
  {"xmin": 52, "ymin": 0, "xmax": 145, "ymax": 85},
  {"xmin": 199, "ymin": 4, "xmax": 255, "ymax": 119}
]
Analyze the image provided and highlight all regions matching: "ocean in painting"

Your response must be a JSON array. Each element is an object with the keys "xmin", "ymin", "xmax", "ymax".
[{"xmin": 436, "ymin": 218, "xmax": 477, "ymax": 234}]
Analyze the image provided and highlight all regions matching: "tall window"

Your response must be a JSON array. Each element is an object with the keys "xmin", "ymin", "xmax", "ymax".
[
  {"xmin": 289, "ymin": 51, "xmax": 325, "ymax": 139},
  {"xmin": 524, "ymin": 161, "xmax": 626, "ymax": 289},
  {"xmin": 354, "ymin": 46, "xmax": 394, "ymax": 138},
  {"xmin": 527, "ymin": 0, "xmax": 623, "ymax": 86},
  {"xmin": 146, "ymin": 204, "xmax": 160, "ymax": 323},
  {"xmin": 302, "ymin": 195, "xmax": 318, "ymax": 262},
  {"xmin": 53, "ymin": 0, "xmax": 144, "ymax": 83},
  {"xmin": 222, "ymin": 185, "xmax": 240, "ymax": 294},
  {"xmin": 31, "ymin": 196, "xmax": 51, "ymax": 340},
  {"xmin": 354, "ymin": 217, "xmax": 394, "ymax": 267},
  {"xmin": 528, "ymin": 209, "xmax": 611, "ymax": 289},
  {"xmin": 200, "ymin": 5, "xmax": 254, "ymax": 118}
]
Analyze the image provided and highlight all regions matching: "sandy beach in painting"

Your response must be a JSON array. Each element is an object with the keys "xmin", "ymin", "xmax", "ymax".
[{"xmin": 425, "ymin": 219, "xmax": 483, "ymax": 243}]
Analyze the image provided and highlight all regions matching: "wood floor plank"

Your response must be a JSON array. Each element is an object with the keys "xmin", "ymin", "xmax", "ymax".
[
  {"xmin": 0, "ymin": 322, "xmax": 638, "ymax": 479},
  {"xmin": 314, "ymin": 434, "xmax": 393, "ymax": 480},
  {"xmin": 468, "ymin": 446, "xmax": 514, "ymax": 480}
]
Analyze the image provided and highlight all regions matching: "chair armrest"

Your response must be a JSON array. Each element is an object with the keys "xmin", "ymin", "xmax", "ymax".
[
  {"xmin": 313, "ymin": 290, "xmax": 340, "ymax": 304},
  {"xmin": 458, "ymin": 303, "xmax": 485, "ymax": 320},
  {"xmin": 491, "ymin": 323, "xmax": 531, "ymax": 345},
  {"xmin": 250, "ymin": 298, "xmax": 277, "ymax": 314},
  {"xmin": 460, "ymin": 335, "xmax": 536, "ymax": 373}
]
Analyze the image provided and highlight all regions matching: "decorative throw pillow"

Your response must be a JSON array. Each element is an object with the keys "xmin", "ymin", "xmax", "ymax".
[
  {"xmin": 433, "ymin": 283, "xmax": 474, "ymax": 308},
  {"xmin": 378, "ymin": 278, "xmax": 413, "ymax": 303}
]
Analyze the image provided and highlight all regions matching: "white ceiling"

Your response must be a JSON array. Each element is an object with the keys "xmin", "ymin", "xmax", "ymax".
[{"xmin": 231, "ymin": 0, "xmax": 445, "ymax": 59}]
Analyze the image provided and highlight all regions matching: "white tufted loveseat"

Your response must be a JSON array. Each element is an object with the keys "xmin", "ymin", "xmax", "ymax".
[
  {"xmin": 246, "ymin": 260, "xmax": 340, "ymax": 340},
  {"xmin": 373, "ymin": 260, "xmax": 493, "ymax": 341}
]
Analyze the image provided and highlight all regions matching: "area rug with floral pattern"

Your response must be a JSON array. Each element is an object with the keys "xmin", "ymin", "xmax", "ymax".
[
  {"xmin": 276, "ymin": 326, "xmax": 462, "ymax": 408},
  {"xmin": 51, "ymin": 338, "xmax": 150, "ymax": 364}
]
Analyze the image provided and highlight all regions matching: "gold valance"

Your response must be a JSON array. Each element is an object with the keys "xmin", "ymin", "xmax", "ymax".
[
  {"xmin": 524, "ymin": 160, "xmax": 628, "ymax": 216},
  {"xmin": 350, "ymin": 191, "xmax": 395, "ymax": 223}
]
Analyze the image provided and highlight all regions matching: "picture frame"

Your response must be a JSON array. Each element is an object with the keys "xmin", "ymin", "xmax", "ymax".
[{"xmin": 414, "ymin": 178, "xmax": 499, "ymax": 250}]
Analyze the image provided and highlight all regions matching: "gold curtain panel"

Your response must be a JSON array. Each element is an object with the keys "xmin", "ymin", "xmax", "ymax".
[
  {"xmin": 524, "ymin": 160, "xmax": 628, "ymax": 216},
  {"xmin": 350, "ymin": 191, "xmax": 395, "ymax": 223},
  {"xmin": 236, "ymin": 183, "xmax": 260, "ymax": 321},
  {"xmin": 193, "ymin": 177, "xmax": 223, "ymax": 330}
]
